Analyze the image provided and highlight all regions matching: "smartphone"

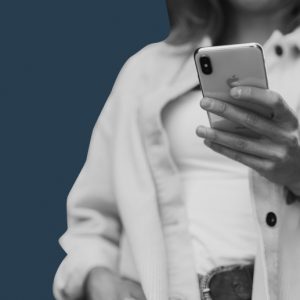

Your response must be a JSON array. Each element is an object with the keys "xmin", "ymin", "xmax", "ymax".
[{"xmin": 194, "ymin": 43, "xmax": 271, "ymax": 138}]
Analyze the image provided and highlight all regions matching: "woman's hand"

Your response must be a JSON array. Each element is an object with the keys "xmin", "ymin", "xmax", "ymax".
[
  {"xmin": 195, "ymin": 86, "xmax": 300, "ymax": 196},
  {"xmin": 85, "ymin": 267, "xmax": 146, "ymax": 300}
]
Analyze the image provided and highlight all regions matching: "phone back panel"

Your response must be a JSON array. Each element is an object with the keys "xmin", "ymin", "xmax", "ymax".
[{"xmin": 194, "ymin": 43, "xmax": 269, "ymax": 136}]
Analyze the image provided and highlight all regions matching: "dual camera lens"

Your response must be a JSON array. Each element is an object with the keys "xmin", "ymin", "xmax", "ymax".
[{"xmin": 200, "ymin": 56, "xmax": 212, "ymax": 75}]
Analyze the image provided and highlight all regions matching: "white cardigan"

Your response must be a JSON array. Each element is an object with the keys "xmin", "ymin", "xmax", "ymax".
[{"xmin": 53, "ymin": 28, "xmax": 300, "ymax": 300}]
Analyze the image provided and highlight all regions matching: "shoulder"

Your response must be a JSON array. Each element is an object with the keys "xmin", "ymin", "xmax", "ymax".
[
  {"xmin": 124, "ymin": 41, "xmax": 171, "ymax": 73},
  {"xmin": 112, "ymin": 41, "xmax": 181, "ymax": 94}
]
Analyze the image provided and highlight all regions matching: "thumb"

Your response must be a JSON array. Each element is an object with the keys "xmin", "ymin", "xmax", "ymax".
[{"xmin": 121, "ymin": 278, "xmax": 146, "ymax": 300}]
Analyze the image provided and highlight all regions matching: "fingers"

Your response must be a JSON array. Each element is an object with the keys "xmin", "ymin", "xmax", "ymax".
[
  {"xmin": 200, "ymin": 97, "xmax": 298, "ymax": 145},
  {"xmin": 203, "ymin": 140, "xmax": 273, "ymax": 173},
  {"xmin": 196, "ymin": 125, "xmax": 285, "ymax": 161},
  {"xmin": 230, "ymin": 86, "xmax": 299, "ymax": 129},
  {"xmin": 85, "ymin": 269, "xmax": 146, "ymax": 300},
  {"xmin": 85, "ymin": 267, "xmax": 121, "ymax": 300},
  {"xmin": 121, "ymin": 278, "xmax": 146, "ymax": 300}
]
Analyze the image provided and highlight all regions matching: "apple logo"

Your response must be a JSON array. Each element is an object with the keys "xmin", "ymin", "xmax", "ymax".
[{"xmin": 226, "ymin": 75, "xmax": 239, "ymax": 87}]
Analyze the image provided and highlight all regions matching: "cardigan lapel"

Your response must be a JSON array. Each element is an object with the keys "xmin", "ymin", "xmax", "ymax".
[{"xmin": 137, "ymin": 39, "xmax": 209, "ymax": 300}]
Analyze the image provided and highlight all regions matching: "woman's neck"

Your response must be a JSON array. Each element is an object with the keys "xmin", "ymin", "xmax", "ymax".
[{"xmin": 218, "ymin": 5, "xmax": 292, "ymax": 45}]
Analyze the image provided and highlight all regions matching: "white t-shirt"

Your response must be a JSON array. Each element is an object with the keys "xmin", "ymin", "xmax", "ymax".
[{"xmin": 161, "ymin": 87, "xmax": 258, "ymax": 275}]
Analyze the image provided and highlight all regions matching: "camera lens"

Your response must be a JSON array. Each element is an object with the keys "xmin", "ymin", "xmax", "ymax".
[{"xmin": 200, "ymin": 56, "xmax": 212, "ymax": 75}]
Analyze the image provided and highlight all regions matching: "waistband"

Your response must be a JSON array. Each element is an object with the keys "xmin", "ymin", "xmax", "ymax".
[{"xmin": 198, "ymin": 264, "xmax": 254, "ymax": 300}]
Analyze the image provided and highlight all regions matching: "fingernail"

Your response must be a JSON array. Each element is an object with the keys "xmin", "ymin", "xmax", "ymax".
[
  {"xmin": 196, "ymin": 126, "xmax": 206, "ymax": 138},
  {"xmin": 230, "ymin": 87, "xmax": 242, "ymax": 99},
  {"xmin": 201, "ymin": 97, "xmax": 212, "ymax": 108},
  {"xmin": 231, "ymin": 80, "xmax": 240, "ymax": 86}
]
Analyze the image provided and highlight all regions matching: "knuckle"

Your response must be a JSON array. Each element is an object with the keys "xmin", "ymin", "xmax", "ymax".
[
  {"xmin": 264, "ymin": 161, "xmax": 276, "ymax": 172},
  {"xmin": 289, "ymin": 116, "xmax": 300, "ymax": 130},
  {"xmin": 243, "ymin": 87, "xmax": 252, "ymax": 97},
  {"xmin": 207, "ymin": 129, "xmax": 217, "ymax": 141},
  {"xmin": 287, "ymin": 133, "xmax": 299, "ymax": 148},
  {"xmin": 293, "ymin": 118, "xmax": 299, "ymax": 130},
  {"xmin": 211, "ymin": 131, "xmax": 217, "ymax": 141},
  {"xmin": 281, "ymin": 149, "xmax": 289, "ymax": 161},
  {"xmin": 235, "ymin": 138, "xmax": 247, "ymax": 150},
  {"xmin": 269, "ymin": 90, "xmax": 284, "ymax": 109},
  {"xmin": 245, "ymin": 113, "xmax": 259, "ymax": 127},
  {"xmin": 214, "ymin": 101, "xmax": 227, "ymax": 113},
  {"xmin": 271, "ymin": 149, "xmax": 288, "ymax": 162},
  {"xmin": 274, "ymin": 97, "xmax": 284, "ymax": 111}
]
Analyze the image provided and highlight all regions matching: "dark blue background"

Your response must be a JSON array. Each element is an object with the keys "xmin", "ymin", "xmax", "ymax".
[{"xmin": 1, "ymin": 2, "xmax": 169, "ymax": 299}]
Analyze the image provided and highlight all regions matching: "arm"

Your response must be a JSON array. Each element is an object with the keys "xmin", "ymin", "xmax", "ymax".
[{"xmin": 53, "ymin": 57, "xmax": 136, "ymax": 300}]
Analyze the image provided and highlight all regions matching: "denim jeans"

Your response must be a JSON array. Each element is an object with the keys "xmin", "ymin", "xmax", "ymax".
[{"xmin": 198, "ymin": 264, "xmax": 254, "ymax": 300}]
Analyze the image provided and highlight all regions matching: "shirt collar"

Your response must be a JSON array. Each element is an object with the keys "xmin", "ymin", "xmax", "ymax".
[
  {"xmin": 263, "ymin": 26, "xmax": 300, "ymax": 58},
  {"xmin": 162, "ymin": 25, "xmax": 300, "ymax": 58}
]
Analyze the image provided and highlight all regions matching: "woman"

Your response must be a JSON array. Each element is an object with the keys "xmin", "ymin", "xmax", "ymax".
[{"xmin": 53, "ymin": 1, "xmax": 300, "ymax": 300}]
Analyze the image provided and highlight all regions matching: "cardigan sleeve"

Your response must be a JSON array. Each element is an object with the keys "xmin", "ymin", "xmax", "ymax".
[{"xmin": 53, "ymin": 56, "xmax": 138, "ymax": 300}]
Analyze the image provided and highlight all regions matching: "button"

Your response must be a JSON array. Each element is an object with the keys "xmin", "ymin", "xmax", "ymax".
[
  {"xmin": 274, "ymin": 45, "xmax": 283, "ymax": 56},
  {"xmin": 292, "ymin": 45, "xmax": 300, "ymax": 57},
  {"xmin": 266, "ymin": 212, "xmax": 277, "ymax": 227}
]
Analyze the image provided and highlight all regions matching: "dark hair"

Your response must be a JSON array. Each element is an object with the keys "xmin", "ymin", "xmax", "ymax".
[{"xmin": 165, "ymin": 0, "xmax": 300, "ymax": 45}]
